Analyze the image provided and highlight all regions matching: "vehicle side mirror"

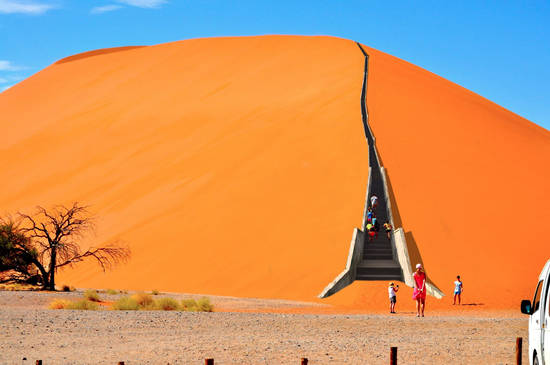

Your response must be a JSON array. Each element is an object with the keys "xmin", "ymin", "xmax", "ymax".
[{"xmin": 521, "ymin": 299, "xmax": 533, "ymax": 315}]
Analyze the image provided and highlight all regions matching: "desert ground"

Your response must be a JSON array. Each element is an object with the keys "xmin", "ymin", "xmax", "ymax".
[{"xmin": 0, "ymin": 290, "xmax": 527, "ymax": 364}]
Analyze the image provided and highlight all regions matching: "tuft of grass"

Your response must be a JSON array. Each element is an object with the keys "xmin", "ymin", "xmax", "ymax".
[
  {"xmin": 180, "ymin": 298, "xmax": 197, "ymax": 311},
  {"xmin": 49, "ymin": 298, "xmax": 98, "ymax": 310},
  {"xmin": 154, "ymin": 297, "xmax": 180, "ymax": 311},
  {"xmin": 196, "ymin": 297, "xmax": 214, "ymax": 312},
  {"xmin": 49, "ymin": 299, "xmax": 72, "ymax": 309},
  {"xmin": 180, "ymin": 297, "xmax": 214, "ymax": 312},
  {"xmin": 112, "ymin": 296, "xmax": 140, "ymax": 310},
  {"xmin": 84, "ymin": 289, "xmax": 101, "ymax": 302},
  {"xmin": 105, "ymin": 288, "xmax": 119, "ymax": 295},
  {"xmin": 151, "ymin": 289, "xmax": 160, "ymax": 295},
  {"xmin": 132, "ymin": 292, "xmax": 153, "ymax": 307},
  {"xmin": 66, "ymin": 299, "xmax": 99, "ymax": 310}
]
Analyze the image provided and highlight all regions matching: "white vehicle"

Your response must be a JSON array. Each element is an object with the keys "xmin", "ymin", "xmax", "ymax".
[{"xmin": 522, "ymin": 259, "xmax": 550, "ymax": 365}]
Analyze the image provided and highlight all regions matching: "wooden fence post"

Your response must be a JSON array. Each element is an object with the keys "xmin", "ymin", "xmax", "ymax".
[
  {"xmin": 516, "ymin": 337, "xmax": 523, "ymax": 365},
  {"xmin": 205, "ymin": 359, "xmax": 214, "ymax": 365},
  {"xmin": 301, "ymin": 358, "xmax": 308, "ymax": 365},
  {"xmin": 35, "ymin": 361, "xmax": 42, "ymax": 365},
  {"xmin": 390, "ymin": 346, "xmax": 397, "ymax": 365},
  {"xmin": 118, "ymin": 362, "xmax": 124, "ymax": 365}
]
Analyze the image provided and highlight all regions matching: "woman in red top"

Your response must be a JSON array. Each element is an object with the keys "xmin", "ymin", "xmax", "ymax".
[{"xmin": 413, "ymin": 263, "xmax": 427, "ymax": 317}]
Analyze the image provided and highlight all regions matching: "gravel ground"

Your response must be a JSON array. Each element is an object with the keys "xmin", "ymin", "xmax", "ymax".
[{"xmin": 0, "ymin": 291, "xmax": 528, "ymax": 364}]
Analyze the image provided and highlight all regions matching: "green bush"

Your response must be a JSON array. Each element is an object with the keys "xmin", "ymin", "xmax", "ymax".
[
  {"xmin": 112, "ymin": 296, "xmax": 139, "ymax": 310},
  {"xmin": 84, "ymin": 289, "xmax": 101, "ymax": 302},
  {"xmin": 105, "ymin": 288, "xmax": 119, "ymax": 295},
  {"xmin": 154, "ymin": 297, "xmax": 180, "ymax": 311},
  {"xmin": 151, "ymin": 289, "xmax": 160, "ymax": 295},
  {"xmin": 66, "ymin": 299, "xmax": 99, "ymax": 310}
]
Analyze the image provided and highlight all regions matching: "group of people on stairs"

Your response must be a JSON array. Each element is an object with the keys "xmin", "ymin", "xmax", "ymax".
[{"xmin": 365, "ymin": 194, "xmax": 393, "ymax": 242}]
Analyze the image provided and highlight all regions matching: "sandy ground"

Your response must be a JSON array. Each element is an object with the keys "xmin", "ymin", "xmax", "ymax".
[{"xmin": 0, "ymin": 291, "xmax": 528, "ymax": 364}]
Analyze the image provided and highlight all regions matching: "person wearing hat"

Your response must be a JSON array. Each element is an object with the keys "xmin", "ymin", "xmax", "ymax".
[
  {"xmin": 388, "ymin": 282, "xmax": 400, "ymax": 313},
  {"xmin": 413, "ymin": 263, "xmax": 427, "ymax": 317}
]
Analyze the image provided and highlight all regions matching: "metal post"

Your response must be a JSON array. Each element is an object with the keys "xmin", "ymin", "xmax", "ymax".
[
  {"xmin": 205, "ymin": 359, "xmax": 214, "ymax": 365},
  {"xmin": 390, "ymin": 346, "xmax": 397, "ymax": 365},
  {"xmin": 118, "ymin": 362, "xmax": 124, "ymax": 365},
  {"xmin": 35, "ymin": 361, "xmax": 42, "ymax": 365},
  {"xmin": 516, "ymin": 337, "xmax": 522, "ymax": 365},
  {"xmin": 301, "ymin": 358, "xmax": 308, "ymax": 365}
]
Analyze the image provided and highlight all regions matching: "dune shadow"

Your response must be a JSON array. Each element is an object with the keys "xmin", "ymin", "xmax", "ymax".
[{"xmin": 385, "ymin": 168, "xmax": 444, "ymax": 295}]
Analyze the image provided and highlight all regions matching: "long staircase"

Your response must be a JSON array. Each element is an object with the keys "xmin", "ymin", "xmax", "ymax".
[{"xmin": 355, "ymin": 43, "xmax": 402, "ymax": 282}]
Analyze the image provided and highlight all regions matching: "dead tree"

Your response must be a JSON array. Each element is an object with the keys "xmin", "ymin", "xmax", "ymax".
[{"xmin": 16, "ymin": 202, "xmax": 130, "ymax": 290}]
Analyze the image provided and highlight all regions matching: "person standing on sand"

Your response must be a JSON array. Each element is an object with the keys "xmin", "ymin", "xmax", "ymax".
[
  {"xmin": 413, "ymin": 263, "xmax": 427, "ymax": 317},
  {"xmin": 388, "ymin": 282, "xmax": 399, "ymax": 313},
  {"xmin": 370, "ymin": 195, "xmax": 378, "ymax": 210},
  {"xmin": 453, "ymin": 275, "xmax": 463, "ymax": 305}
]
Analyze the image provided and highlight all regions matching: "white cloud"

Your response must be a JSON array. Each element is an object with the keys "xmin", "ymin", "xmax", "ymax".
[
  {"xmin": 116, "ymin": 0, "xmax": 166, "ymax": 8},
  {"xmin": 0, "ymin": 60, "xmax": 25, "ymax": 71},
  {"xmin": 0, "ymin": 0, "xmax": 55, "ymax": 14},
  {"xmin": 90, "ymin": 4, "xmax": 122, "ymax": 14}
]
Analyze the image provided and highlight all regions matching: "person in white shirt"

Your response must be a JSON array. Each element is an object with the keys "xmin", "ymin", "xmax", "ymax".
[
  {"xmin": 388, "ymin": 282, "xmax": 399, "ymax": 313},
  {"xmin": 453, "ymin": 275, "xmax": 464, "ymax": 305},
  {"xmin": 370, "ymin": 195, "xmax": 378, "ymax": 210}
]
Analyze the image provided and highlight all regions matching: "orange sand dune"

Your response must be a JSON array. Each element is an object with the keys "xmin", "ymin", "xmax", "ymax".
[{"xmin": 0, "ymin": 35, "xmax": 548, "ymax": 312}]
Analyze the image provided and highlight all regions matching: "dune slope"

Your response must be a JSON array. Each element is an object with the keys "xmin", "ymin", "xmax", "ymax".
[
  {"xmin": 1, "ymin": 35, "xmax": 548, "ymax": 311},
  {"xmin": 0, "ymin": 36, "xmax": 368, "ymax": 304}
]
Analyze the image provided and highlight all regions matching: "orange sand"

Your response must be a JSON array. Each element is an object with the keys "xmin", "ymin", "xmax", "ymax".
[{"xmin": 0, "ymin": 36, "xmax": 548, "ymax": 312}]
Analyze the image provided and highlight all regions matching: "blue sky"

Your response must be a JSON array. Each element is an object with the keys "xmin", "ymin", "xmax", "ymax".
[{"xmin": 1, "ymin": 0, "xmax": 549, "ymax": 130}]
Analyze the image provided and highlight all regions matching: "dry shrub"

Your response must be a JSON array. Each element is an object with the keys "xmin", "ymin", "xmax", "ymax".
[
  {"xmin": 84, "ymin": 289, "xmax": 101, "ymax": 302},
  {"xmin": 132, "ymin": 292, "xmax": 153, "ymax": 307},
  {"xmin": 112, "ymin": 296, "xmax": 139, "ymax": 310},
  {"xmin": 61, "ymin": 285, "xmax": 75, "ymax": 292},
  {"xmin": 49, "ymin": 299, "xmax": 71, "ymax": 309},
  {"xmin": 196, "ymin": 297, "xmax": 214, "ymax": 312},
  {"xmin": 67, "ymin": 299, "xmax": 99, "ymax": 310},
  {"xmin": 181, "ymin": 298, "xmax": 197, "ymax": 311},
  {"xmin": 154, "ymin": 297, "xmax": 180, "ymax": 311},
  {"xmin": 105, "ymin": 289, "xmax": 119, "ymax": 295},
  {"xmin": 49, "ymin": 299, "xmax": 98, "ymax": 310},
  {"xmin": 180, "ymin": 297, "xmax": 214, "ymax": 312},
  {"xmin": 151, "ymin": 289, "xmax": 160, "ymax": 295}
]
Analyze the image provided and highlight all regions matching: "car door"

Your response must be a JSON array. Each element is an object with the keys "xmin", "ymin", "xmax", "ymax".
[
  {"xmin": 531, "ymin": 279, "xmax": 544, "ymax": 364},
  {"xmin": 543, "ymin": 274, "xmax": 550, "ymax": 365}
]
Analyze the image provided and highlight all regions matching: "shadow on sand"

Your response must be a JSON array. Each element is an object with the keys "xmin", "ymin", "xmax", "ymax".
[{"xmin": 384, "ymin": 168, "xmax": 444, "ymax": 294}]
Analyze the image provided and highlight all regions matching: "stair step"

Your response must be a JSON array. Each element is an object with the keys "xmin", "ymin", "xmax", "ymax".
[
  {"xmin": 357, "ymin": 266, "xmax": 402, "ymax": 276},
  {"xmin": 364, "ymin": 248, "xmax": 393, "ymax": 253},
  {"xmin": 356, "ymin": 274, "xmax": 402, "ymax": 281},
  {"xmin": 363, "ymin": 254, "xmax": 393, "ymax": 260}
]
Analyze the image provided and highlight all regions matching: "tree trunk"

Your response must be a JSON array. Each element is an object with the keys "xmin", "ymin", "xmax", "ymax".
[{"xmin": 48, "ymin": 248, "xmax": 56, "ymax": 291}]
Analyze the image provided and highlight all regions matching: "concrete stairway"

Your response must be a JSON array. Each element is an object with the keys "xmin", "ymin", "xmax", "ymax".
[{"xmin": 356, "ymin": 42, "xmax": 403, "ymax": 282}]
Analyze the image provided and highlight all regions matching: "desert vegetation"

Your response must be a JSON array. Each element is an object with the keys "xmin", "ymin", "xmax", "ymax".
[
  {"xmin": 112, "ymin": 293, "xmax": 213, "ymax": 311},
  {"xmin": 0, "ymin": 202, "xmax": 130, "ymax": 290},
  {"xmin": 48, "ymin": 290, "xmax": 214, "ymax": 312}
]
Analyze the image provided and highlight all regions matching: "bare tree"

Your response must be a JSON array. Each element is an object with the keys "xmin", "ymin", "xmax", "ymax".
[{"xmin": 15, "ymin": 202, "xmax": 130, "ymax": 290}]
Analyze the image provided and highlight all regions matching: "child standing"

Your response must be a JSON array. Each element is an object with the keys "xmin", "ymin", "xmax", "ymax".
[
  {"xmin": 453, "ymin": 275, "xmax": 463, "ymax": 305},
  {"xmin": 388, "ymin": 282, "xmax": 399, "ymax": 313}
]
